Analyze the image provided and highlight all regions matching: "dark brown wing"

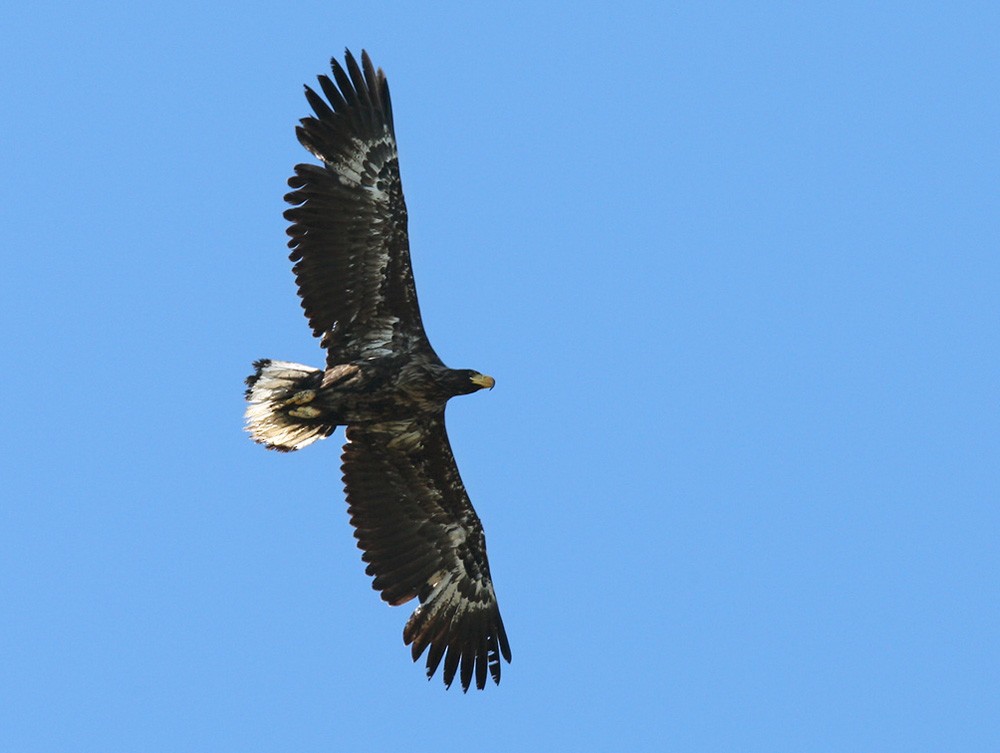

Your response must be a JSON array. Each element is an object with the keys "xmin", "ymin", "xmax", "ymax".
[
  {"xmin": 341, "ymin": 414, "xmax": 511, "ymax": 691},
  {"xmin": 284, "ymin": 50, "xmax": 437, "ymax": 366}
]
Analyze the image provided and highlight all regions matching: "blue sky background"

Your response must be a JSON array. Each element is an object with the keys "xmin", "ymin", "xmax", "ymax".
[{"xmin": 2, "ymin": 2, "xmax": 998, "ymax": 751}]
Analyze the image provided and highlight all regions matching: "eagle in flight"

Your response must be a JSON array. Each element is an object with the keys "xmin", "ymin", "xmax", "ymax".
[{"xmin": 244, "ymin": 50, "xmax": 510, "ymax": 691}]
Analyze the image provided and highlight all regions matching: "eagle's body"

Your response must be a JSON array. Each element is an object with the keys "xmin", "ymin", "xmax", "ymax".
[
  {"xmin": 246, "ymin": 357, "xmax": 490, "ymax": 440},
  {"xmin": 244, "ymin": 50, "xmax": 510, "ymax": 692}
]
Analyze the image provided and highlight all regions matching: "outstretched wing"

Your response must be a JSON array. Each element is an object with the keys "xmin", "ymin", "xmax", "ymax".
[
  {"xmin": 341, "ymin": 414, "xmax": 511, "ymax": 691},
  {"xmin": 284, "ymin": 50, "xmax": 437, "ymax": 365}
]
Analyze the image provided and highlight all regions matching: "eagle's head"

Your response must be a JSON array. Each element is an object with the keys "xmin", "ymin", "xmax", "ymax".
[{"xmin": 451, "ymin": 369, "xmax": 495, "ymax": 396}]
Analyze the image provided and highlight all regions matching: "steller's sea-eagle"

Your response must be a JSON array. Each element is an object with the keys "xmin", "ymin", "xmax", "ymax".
[{"xmin": 244, "ymin": 50, "xmax": 510, "ymax": 691}]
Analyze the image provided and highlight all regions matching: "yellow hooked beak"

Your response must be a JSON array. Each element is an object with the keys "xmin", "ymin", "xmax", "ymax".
[{"xmin": 470, "ymin": 373, "xmax": 496, "ymax": 390}]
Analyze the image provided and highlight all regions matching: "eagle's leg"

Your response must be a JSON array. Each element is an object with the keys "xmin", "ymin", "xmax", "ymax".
[{"xmin": 285, "ymin": 389, "xmax": 317, "ymax": 405}]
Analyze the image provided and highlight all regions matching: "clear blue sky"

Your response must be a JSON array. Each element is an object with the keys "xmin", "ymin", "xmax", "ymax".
[{"xmin": 2, "ymin": 2, "xmax": 998, "ymax": 751}]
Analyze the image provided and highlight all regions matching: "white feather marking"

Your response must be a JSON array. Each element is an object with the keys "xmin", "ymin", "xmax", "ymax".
[
  {"xmin": 446, "ymin": 525, "xmax": 468, "ymax": 548},
  {"xmin": 423, "ymin": 571, "xmax": 459, "ymax": 611}
]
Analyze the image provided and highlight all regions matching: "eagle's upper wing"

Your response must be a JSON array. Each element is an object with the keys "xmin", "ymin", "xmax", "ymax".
[
  {"xmin": 284, "ymin": 50, "xmax": 436, "ymax": 366},
  {"xmin": 341, "ymin": 414, "xmax": 511, "ymax": 691}
]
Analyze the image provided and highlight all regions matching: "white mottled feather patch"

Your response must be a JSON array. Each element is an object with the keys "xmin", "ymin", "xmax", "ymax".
[
  {"xmin": 330, "ymin": 135, "xmax": 396, "ymax": 202},
  {"xmin": 360, "ymin": 315, "xmax": 400, "ymax": 356},
  {"xmin": 384, "ymin": 422, "xmax": 424, "ymax": 451},
  {"xmin": 446, "ymin": 524, "xmax": 467, "ymax": 547}
]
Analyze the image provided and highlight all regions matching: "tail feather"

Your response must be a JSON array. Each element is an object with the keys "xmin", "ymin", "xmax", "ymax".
[{"xmin": 244, "ymin": 359, "xmax": 336, "ymax": 451}]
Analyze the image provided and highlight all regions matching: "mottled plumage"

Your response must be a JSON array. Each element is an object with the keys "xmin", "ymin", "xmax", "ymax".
[{"xmin": 244, "ymin": 50, "xmax": 510, "ymax": 691}]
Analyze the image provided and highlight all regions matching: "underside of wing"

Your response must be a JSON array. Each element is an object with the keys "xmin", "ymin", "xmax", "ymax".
[
  {"xmin": 285, "ymin": 50, "xmax": 436, "ymax": 365},
  {"xmin": 341, "ymin": 414, "xmax": 511, "ymax": 691}
]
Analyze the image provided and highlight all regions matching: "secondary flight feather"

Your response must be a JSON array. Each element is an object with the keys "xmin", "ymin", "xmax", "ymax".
[{"xmin": 244, "ymin": 50, "xmax": 510, "ymax": 691}]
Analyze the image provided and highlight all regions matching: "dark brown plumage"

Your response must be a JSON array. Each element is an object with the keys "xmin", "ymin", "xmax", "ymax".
[{"xmin": 244, "ymin": 50, "xmax": 510, "ymax": 691}]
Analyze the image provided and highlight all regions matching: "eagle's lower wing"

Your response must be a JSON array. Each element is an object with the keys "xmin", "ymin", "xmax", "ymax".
[
  {"xmin": 341, "ymin": 414, "xmax": 511, "ymax": 691},
  {"xmin": 284, "ymin": 50, "xmax": 436, "ymax": 366}
]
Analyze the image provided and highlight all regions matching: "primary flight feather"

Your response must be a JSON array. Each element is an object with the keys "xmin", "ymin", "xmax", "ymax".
[{"xmin": 244, "ymin": 50, "xmax": 510, "ymax": 691}]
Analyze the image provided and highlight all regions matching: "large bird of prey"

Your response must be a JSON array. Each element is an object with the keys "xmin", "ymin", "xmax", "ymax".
[{"xmin": 244, "ymin": 50, "xmax": 510, "ymax": 691}]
